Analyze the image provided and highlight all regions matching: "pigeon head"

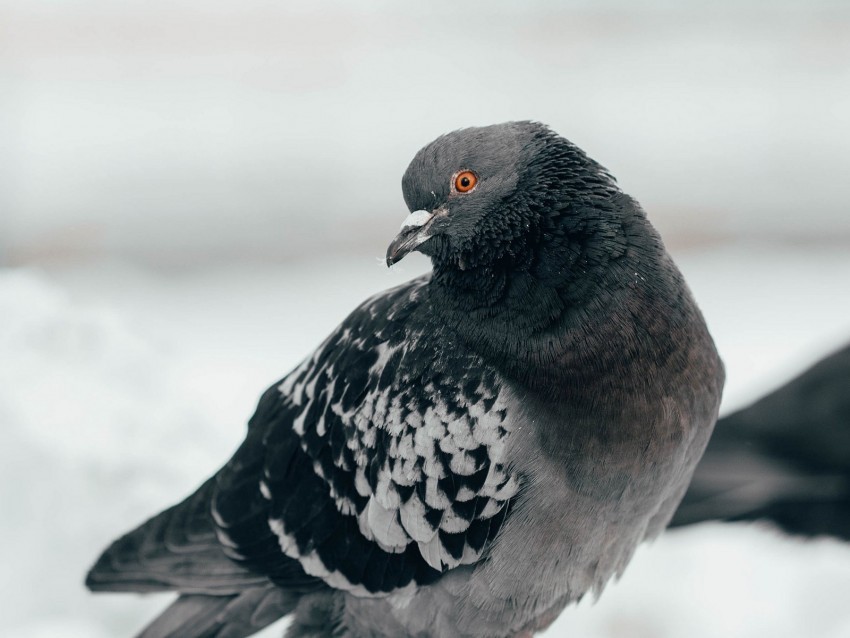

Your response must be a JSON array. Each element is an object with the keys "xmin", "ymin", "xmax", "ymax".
[{"xmin": 386, "ymin": 121, "xmax": 621, "ymax": 275}]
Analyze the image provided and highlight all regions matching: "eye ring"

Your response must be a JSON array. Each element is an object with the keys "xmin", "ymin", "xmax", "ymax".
[{"xmin": 453, "ymin": 170, "xmax": 478, "ymax": 194}]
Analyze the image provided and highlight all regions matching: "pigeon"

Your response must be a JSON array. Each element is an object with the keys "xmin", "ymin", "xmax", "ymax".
[
  {"xmin": 672, "ymin": 342, "xmax": 850, "ymax": 539},
  {"xmin": 86, "ymin": 121, "xmax": 725, "ymax": 637}
]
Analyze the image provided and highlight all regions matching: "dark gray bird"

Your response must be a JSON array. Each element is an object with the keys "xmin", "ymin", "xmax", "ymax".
[
  {"xmin": 86, "ymin": 122, "xmax": 725, "ymax": 637},
  {"xmin": 672, "ymin": 343, "xmax": 850, "ymax": 539}
]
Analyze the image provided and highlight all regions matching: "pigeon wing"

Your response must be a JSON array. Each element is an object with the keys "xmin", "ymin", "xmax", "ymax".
[{"xmin": 212, "ymin": 277, "xmax": 520, "ymax": 595}]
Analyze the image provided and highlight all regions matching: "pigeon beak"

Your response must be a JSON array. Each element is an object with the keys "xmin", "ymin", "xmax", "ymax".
[{"xmin": 386, "ymin": 209, "xmax": 435, "ymax": 266}]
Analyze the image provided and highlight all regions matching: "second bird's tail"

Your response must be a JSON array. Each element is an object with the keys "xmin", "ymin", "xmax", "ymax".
[{"xmin": 671, "ymin": 344, "xmax": 850, "ymax": 540}]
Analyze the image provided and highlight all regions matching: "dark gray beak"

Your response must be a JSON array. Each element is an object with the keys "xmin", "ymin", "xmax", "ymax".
[{"xmin": 386, "ymin": 210, "xmax": 434, "ymax": 266}]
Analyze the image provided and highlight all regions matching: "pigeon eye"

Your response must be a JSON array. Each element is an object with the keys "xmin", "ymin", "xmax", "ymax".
[{"xmin": 454, "ymin": 170, "xmax": 478, "ymax": 193}]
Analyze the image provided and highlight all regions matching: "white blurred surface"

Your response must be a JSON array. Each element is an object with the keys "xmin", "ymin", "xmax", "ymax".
[
  {"xmin": 2, "ymin": 1, "xmax": 849, "ymax": 266},
  {"xmin": 2, "ymin": 242, "xmax": 850, "ymax": 637}
]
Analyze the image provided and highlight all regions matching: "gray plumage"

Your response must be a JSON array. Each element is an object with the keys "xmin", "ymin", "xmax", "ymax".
[{"xmin": 87, "ymin": 122, "xmax": 725, "ymax": 637}]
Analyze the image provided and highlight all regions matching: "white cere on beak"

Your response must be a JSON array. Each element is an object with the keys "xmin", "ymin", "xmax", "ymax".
[{"xmin": 399, "ymin": 209, "xmax": 434, "ymax": 231}]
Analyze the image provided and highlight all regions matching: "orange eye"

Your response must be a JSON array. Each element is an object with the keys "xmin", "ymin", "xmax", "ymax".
[{"xmin": 454, "ymin": 170, "xmax": 478, "ymax": 193}]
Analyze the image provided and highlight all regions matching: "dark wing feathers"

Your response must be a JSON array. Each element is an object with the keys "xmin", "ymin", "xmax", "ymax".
[
  {"xmin": 211, "ymin": 279, "xmax": 520, "ymax": 594},
  {"xmin": 211, "ymin": 424, "xmax": 313, "ymax": 583},
  {"xmin": 86, "ymin": 478, "xmax": 269, "ymax": 595}
]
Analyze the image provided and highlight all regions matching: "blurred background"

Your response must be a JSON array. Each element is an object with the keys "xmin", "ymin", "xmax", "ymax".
[{"xmin": 2, "ymin": 1, "xmax": 849, "ymax": 636}]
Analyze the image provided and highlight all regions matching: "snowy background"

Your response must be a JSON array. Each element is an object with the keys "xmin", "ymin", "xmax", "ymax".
[{"xmin": 2, "ymin": 1, "xmax": 850, "ymax": 637}]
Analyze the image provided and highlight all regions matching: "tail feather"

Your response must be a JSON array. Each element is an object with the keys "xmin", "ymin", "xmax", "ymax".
[
  {"xmin": 672, "ymin": 343, "xmax": 850, "ymax": 539},
  {"xmin": 137, "ymin": 585, "xmax": 298, "ymax": 638}
]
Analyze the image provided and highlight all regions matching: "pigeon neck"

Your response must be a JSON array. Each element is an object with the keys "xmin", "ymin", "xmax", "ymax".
[
  {"xmin": 428, "ymin": 204, "xmax": 628, "ymax": 319},
  {"xmin": 429, "ymin": 254, "xmax": 619, "ymax": 359},
  {"xmin": 429, "ymin": 209, "xmax": 669, "ymax": 392}
]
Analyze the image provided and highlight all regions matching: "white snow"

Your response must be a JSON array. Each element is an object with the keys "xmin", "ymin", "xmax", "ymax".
[{"xmin": 2, "ymin": 243, "xmax": 850, "ymax": 636}]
